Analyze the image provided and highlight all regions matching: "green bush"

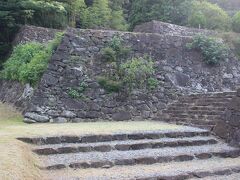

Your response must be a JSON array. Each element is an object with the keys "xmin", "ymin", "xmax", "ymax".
[
  {"xmin": 233, "ymin": 11, "xmax": 240, "ymax": 33},
  {"xmin": 187, "ymin": 35, "xmax": 229, "ymax": 65},
  {"xmin": 108, "ymin": 35, "xmax": 130, "ymax": 58},
  {"xmin": 188, "ymin": 1, "xmax": 231, "ymax": 31},
  {"xmin": 48, "ymin": 32, "xmax": 65, "ymax": 51},
  {"xmin": 101, "ymin": 47, "xmax": 116, "ymax": 62},
  {"xmin": 120, "ymin": 56, "xmax": 155, "ymax": 90},
  {"xmin": 68, "ymin": 81, "xmax": 88, "ymax": 99},
  {"xmin": 101, "ymin": 35, "xmax": 131, "ymax": 71},
  {"xmin": 97, "ymin": 76, "xmax": 122, "ymax": 93},
  {"xmin": 232, "ymin": 37, "xmax": 240, "ymax": 59},
  {"xmin": 0, "ymin": 32, "xmax": 64, "ymax": 86},
  {"xmin": 147, "ymin": 77, "xmax": 159, "ymax": 90}
]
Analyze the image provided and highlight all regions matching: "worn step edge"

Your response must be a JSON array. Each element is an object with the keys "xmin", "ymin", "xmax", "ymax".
[
  {"xmin": 170, "ymin": 103, "xmax": 228, "ymax": 107},
  {"xmin": 136, "ymin": 166, "xmax": 240, "ymax": 180},
  {"xmin": 163, "ymin": 110, "xmax": 225, "ymax": 115},
  {"xmin": 33, "ymin": 138, "xmax": 218, "ymax": 155},
  {"xmin": 42, "ymin": 149, "xmax": 240, "ymax": 170},
  {"xmin": 17, "ymin": 130, "xmax": 210, "ymax": 145}
]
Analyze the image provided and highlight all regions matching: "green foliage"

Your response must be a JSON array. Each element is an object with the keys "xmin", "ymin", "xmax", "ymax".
[
  {"xmin": 120, "ymin": 56, "xmax": 155, "ymax": 90},
  {"xmin": 188, "ymin": 11, "xmax": 206, "ymax": 29},
  {"xmin": 97, "ymin": 76, "xmax": 122, "ymax": 93},
  {"xmin": 68, "ymin": 81, "xmax": 88, "ymax": 99},
  {"xmin": 101, "ymin": 47, "xmax": 116, "ymax": 62},
  {"xmin": 129, "ymin": 0, "xmax": 194, "ymax": 29},
  {"xmin": 0, "ymin": 32, "xmax": 64, "ymax": 85},
  {"xmin": 108, "ymin": 35, "xmax": 123, "ymax": 53},
  {"xmin": 80, "ymin": 0, "xmax": 111, "ymax": 28},
  {"xmin": 232, "ymin": 11, "xmax": 240, "ymax": 33},
  {"xmin": 48, "ymin": 32, "xmax": 65, "ymax": 51},
  {"xmin": 147, "ymin": 77, "xmax": 159, "ymax": 90},
  {"xmin": 188, "ymin": 1, "xmax": 231, "ymax": 31},
  {"xmin": 232, "ymin": 38, "xmax": 240, "ymax": 59},
  {"xmin": 101, "ymin": 35, "xmax": 130, "ymax": 67},
  {"xmin": 0, "ymin": 42, "xmax": 49, "ymax": 85},
  {"xmin": 219, "ymin": 32, "xmax": 240, "ymax": 59},
  {"xmin": 187, "ymin": 35, "xmax": 229, "ymax": 65},
  {"xmin": 99, "ymin": 35, "xmax": 157, "ymax": 93},
  {"xmin": 79, "ymin": 0, "xmax": 128, "ymax": 30},
  {"xmin": 18, "ymin": 50, "xmax": 50, "ymax": 85},
  {"xmin": 110, "ymin": 10, "xmax": 128, "ymax": 31}
]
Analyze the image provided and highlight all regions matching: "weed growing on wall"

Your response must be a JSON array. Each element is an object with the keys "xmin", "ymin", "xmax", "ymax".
[
  {"xmin": 99, "ymin": 35, "xmax": 159, "ymax": 93},
  {"xmin": 0, "ymin": 32, "xmax": 64, "ymax": 86},
  {"xmin": 187, "ymin": 35, "xmax": 229, "ymax": 65},
  {"xmin": 97, "ymin": 76, "xmax": 122, "ymax": 93},
  {"xmin": 68, "ymin": 81, "xmax": 88, "ymax": 99},
  {"xmin": 120, "ymin": 56, "xmax": 155, "ymax": 91},
  {"xmin": 147, "ymin": 77, "xmax": 159, "ymax": 90},
  {"xmin": 101, "ymin": 35, "xmax": 131, "ymax": 70}
]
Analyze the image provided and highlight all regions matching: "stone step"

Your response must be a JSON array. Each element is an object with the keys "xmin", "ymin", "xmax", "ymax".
[
  {"xmin": 170, "ymin": 102, "xmax": 228, "ymax": 107},
  {"xmin": 181, "ymin": 96, "xmax": 233, "ymax": 100},
  {"xmin": 179, "ymin": 98, "xmax": 232, "ymax": 104},
  {"xmin": 193, "ymin": 173, "xmax": 240, "ymax": 180},
  {"xmin": 163, "ymin": 110, "xmax": 224, "ymax": 116},
  {"xmin": 164, "ymin": 115, "xmax": 220, "ymax": 122},
  {"xmin": 167, "ymin": 106, "xmax": 226, "ymax": 111},
  {"xmin": 187, "ymin": 92, "xmax": 236, "ymax": 98},
  {"xmin": 17, "ymin": 128, "xmax": 210, "ymax": 145},
  {"xmin": 33, "ymin": 136, "xmax": 218, "ymax": 155},
  {"xmin": 163, "ymin": 118, "xmax": 219, "ymax": 126},
  {"xmin": 43, "ymin": 157, "xmax": 240, "ymax": 180},
  {"xmin": 175, "ymin": 123, "xmax": 216, "ymax": 131},
  {"xmin": 168, "ymin": 114, "xmax": 221, "ymax": 121},
  {"xmin": 40, "ymin": 144, "xmax": 240, "ymax": 170}
]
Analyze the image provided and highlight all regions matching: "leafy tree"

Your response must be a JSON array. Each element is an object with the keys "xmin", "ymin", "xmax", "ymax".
[
  {"xmin": 232, "ymin": 11, "xmax": 240, "ymax": 33},
  {"xmin": 187, "ymin": 35, "xmax": 230, "ymax": 65},
  {"xmin": 80, "ymin": 0, "xmax": 127, "ymax": 30},
  {"xmin": 109, "ymin": 0, "xmax": 128, "ymax": 30},
  {"xmin": 128, "ymin": 0, "xmax": 193, "ymax": 29},
  {"xmin": 188, "ymin": 1, "xmax": 231, "ymax": 31},
  {"xmin": 80, "ymin": 0, "xmax": 111, "ymax": 28}
]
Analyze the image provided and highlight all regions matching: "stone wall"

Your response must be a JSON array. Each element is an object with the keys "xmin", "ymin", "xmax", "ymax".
[
  {"xmin": 23, "ymin": 28, "xmax": 240, "ymax": 123},
  {"xmin": 0, "ymin": 80, "xmax": 33, "ymax": 111},
  {"xmin": 214, "ymin": 89, "xmax": 240, "ymax": 147},
  {"xmin": 0, "ymin": 25, "xmax": 59, "ymax": 111},
  {"xmin": 13, "ymin": 25, "xmax": 61, "ymax": 45},
  {"xmin": 134, "ymin": 20, "xmax": 216, "ymax": 37}
]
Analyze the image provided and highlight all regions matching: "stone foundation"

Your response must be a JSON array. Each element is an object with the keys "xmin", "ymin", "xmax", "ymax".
[
  {"xmin": 214, "ymin": 89, "xmax": 240, "ymax": 147},
  {"xmin": 134, "ymin": 20, "xmax": 216, "ymax": 37},
  {"xmin": 23, "ymin": 28, "xmax": 240, "ymax": 123}
]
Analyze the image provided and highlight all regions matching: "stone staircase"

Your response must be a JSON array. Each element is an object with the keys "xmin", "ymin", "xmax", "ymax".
[
  {"xmin": 161, "ymin": 91, "xmax": 236, "ymax": 130},
  {"xmin": 18, "ymin": 126, "xmax": 240, "ymax": 179}
]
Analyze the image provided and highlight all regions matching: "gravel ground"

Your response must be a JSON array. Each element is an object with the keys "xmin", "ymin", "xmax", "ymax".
[
  {"xmin": 43, "ymin": 157, "xmax": 240, "ymax": 180},
  {"xmin": 35, "ymin": 136, "xmax": 217, "ymax": 149},
  {"xmin": 41, "ymin": 143, "xmax": 237, "ymax": 167}
]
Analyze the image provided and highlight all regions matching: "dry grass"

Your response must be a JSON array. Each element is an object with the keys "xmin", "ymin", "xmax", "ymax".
[
  {"xmin": 0, "ymin": 103, "xmax": 41, "ymax": 180},
  {"xmin": 0, "ymin": 103, "xmax": 182, "ymax": 180}
]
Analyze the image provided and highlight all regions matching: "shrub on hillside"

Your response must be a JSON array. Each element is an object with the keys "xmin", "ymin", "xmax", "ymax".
[
  {"xmin": 188, "ymin": 1, "xmax": 231, "ymax": 31},
  {"xmin": 233, "ymin": 11, "xmax": 240, "ymax": 33},
  {"xmin": 187, "ymin": 35, "xmax": 229, "ymax": 65},
  {"xmin": 120, "ymin": 56, "xmax": 155, "ymax": 90},
  {"xmin": 0, "ymin": 32, "xmax": 64, "ymax": 86},
  {"xmin": 97, "ymin": 76, "xmax": 122, "ymax": 93}
]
